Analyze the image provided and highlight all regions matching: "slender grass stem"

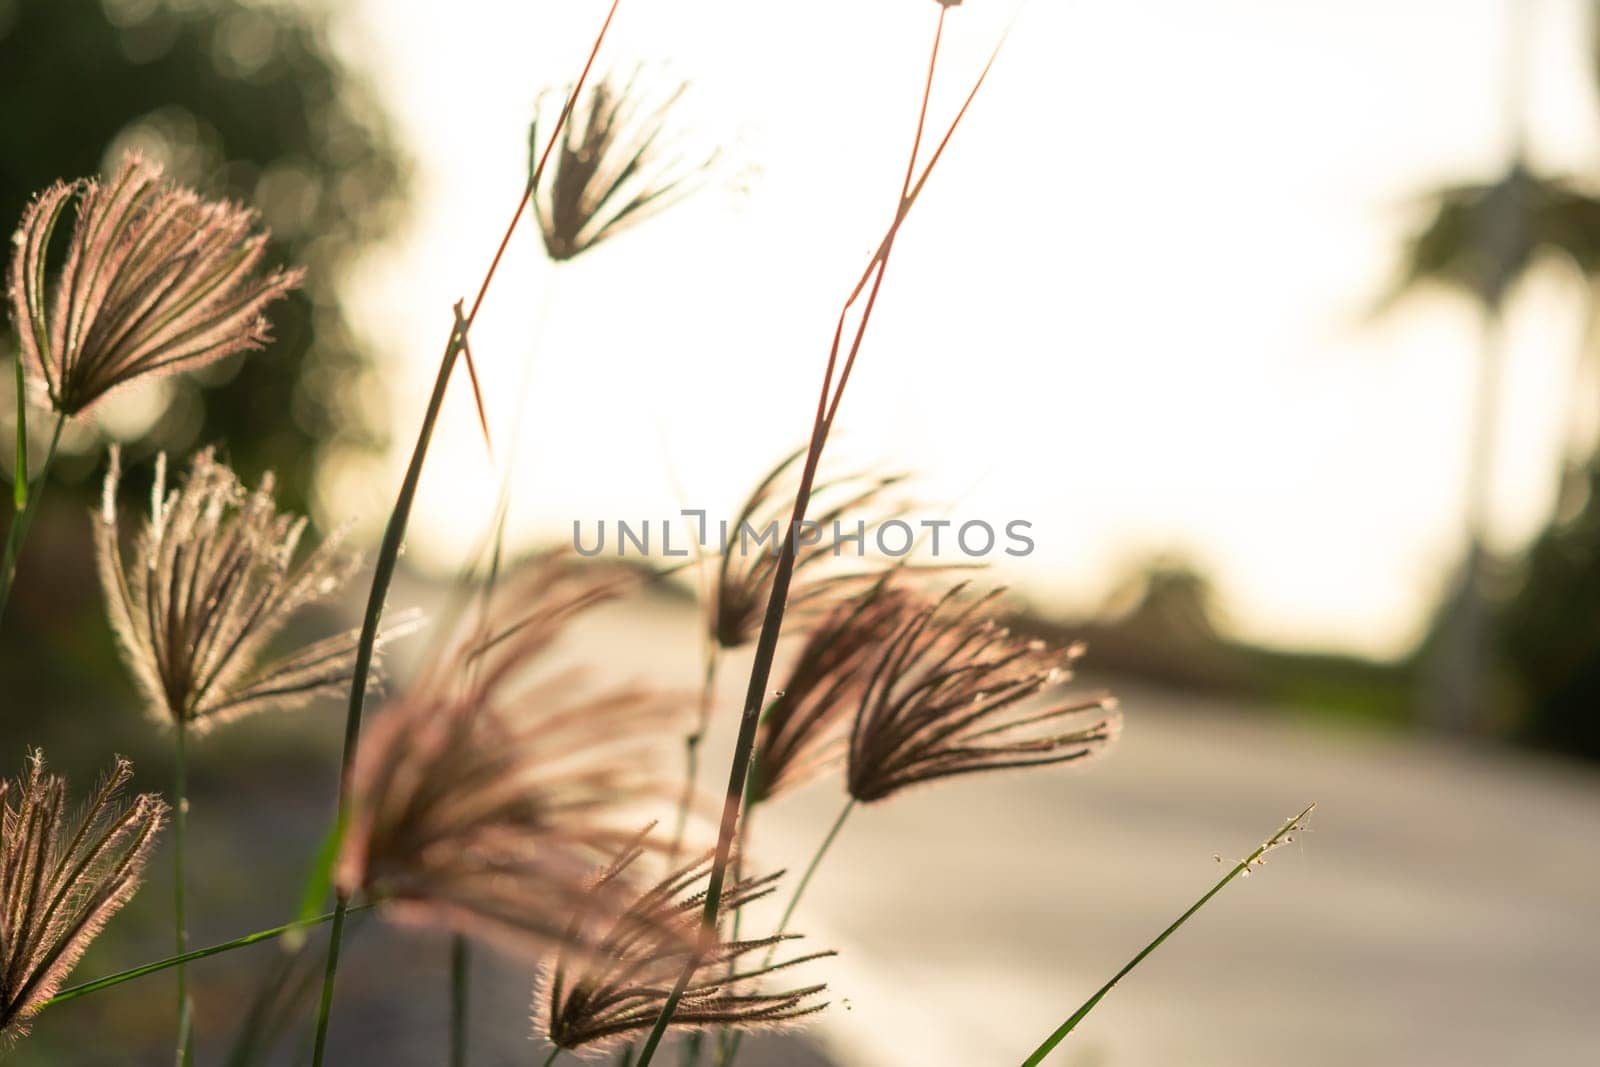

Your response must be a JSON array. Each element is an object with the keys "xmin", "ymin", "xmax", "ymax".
[
  {"xmin": 632, "ymin": 14, "xmax": 969, "ymax": 1064},
  {"xmin": 668, "ymin": 446, "xmax": 719, "ymax": 867},
  {"xmin": 307, "ymin": 8, "xmax": 623, "ymax": 1062},
  {"xmin": 309, "ymin": 899, "xmax": 350, "ymax": 1065},
  {"xmin": 46, "ymin": 907, "xmax": 360, "ymax": 1008},
  {"xmin": 450, "ymin": 937, "xmax": 469, "ymax": 1067},
  {"xmin": 719, "ymin": 799, "xmax": 854, "ymax": 1067},
  {"xmin": 670, "ymin": 650, "xmax": 719, "ymax": 862},
  {"xmin": 542, "ymin": 1047, "xmax": 563, "ymax": 1067},
  {"xmin": 174, "ymin": 719, "xmax": 193, "ymax": 1067},
  {"xmin": 1019, "ymin": 804, "xmax": 1315, "ymax": 1067},
  {"xmin": 11, "ymin": 354, "xmax": 27, "ymax": 511},
  {"xmin": 633, "ymin": 414, "xmax": 827, "ymax": 1067},
  {"xmin": 710, "ymin": 797, "xmax": 757, "ymax": 1067},
  {"xmin": 479, "ymin": 266, "xmax": 560, "ymax": 597},
  {"xmin": 0, "ymin": 411, "xmax": 65, "ymax": 622},
  {"xmin": 778, "ymin": 798, "xmax": 853, "ymax": 943}
]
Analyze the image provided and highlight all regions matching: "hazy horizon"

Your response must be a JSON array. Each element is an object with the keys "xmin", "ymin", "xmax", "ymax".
[{"xmin": 321, "ymin": 0, "xmax": 1600, "ymax": 660}]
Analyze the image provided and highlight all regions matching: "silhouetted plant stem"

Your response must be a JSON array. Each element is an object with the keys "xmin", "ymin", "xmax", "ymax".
[
  {"xmin": 307, "ymin": 7, "xmax": 623, "ymax": 1063},
  {"xmin": 780, "ymin": 799, "xmax": 853, "ymax": 944},
  {"xmin": 46, "ymin": 907, "xmax": 363, "ymax": 1008},
  {"xmin": 1019, "ymin": 805, "xmax": 1316, "ymax": 1067},
  {"xmin": 718, "ymin": 798, "xmax": 854, "ymax": 1067},
  {"xmin": 309, "ymin": 900, "xmax": 350, "ymax": 1066},
  {"xmin": 174, "ymin": 717, "xmax": 193, "ymax": 1067},
  {"xmin": 542, "ymin": 1048, "xmax": 564, "ymax": 1067},
  {"xmin": 477, "ymin": 268, "xmax": 561, "ymax": 611},
  {"xmin": 632, "ymin": 11, "xmax": 999, "ymax": 1065},
  {"xmin": 0, "ymin": 411, "xmax": 64, "ymax": 622},
  {"xmin": 450, "ymin": 937, "xmax": 469, "ymax": 1067}
]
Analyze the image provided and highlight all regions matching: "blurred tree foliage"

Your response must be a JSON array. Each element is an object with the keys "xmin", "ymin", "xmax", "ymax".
[
  {"xmin": 1385, "ymin": 161, "xmax": 1600, "ymax": 746},
  {"xmin": 1501, "ymin": 463, "xmax": 1600, "ymax": 761},
  {"xmin": 0, "ymin": 0, "xmax": 406, "ymax": 747},
  {"xmin": 1384, "ymin": 2, "xmax": 1600, "ymax": 758},
  {"xmin": 0, "ymin": 0, "xmax": 407, "ymax": 511}
]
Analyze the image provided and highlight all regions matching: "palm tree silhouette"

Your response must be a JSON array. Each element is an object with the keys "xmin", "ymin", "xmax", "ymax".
[{"xmin": 1380, "ymin": 0, "xmax": 1600, "ymax": 729}]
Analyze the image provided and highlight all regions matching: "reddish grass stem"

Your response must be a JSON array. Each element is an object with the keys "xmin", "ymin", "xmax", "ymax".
[
  {"xmin": 308, "ymin": 6, "xmax": 623, "ymax": 1063},
  {"xmin": 631, "ymin": 10, "xmax": 1012, "ymax": 1064}
]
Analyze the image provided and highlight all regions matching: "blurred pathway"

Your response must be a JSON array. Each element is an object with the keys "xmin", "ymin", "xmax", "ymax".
[{"xmin": 600, "ymin": 600, "xmax": 1600, "ymax": 1067}]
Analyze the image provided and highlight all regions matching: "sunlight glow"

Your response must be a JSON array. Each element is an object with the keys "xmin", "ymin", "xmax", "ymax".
[{"xmin": 330, "ymin": 0, "xmax": 1599, "ymax": 659}]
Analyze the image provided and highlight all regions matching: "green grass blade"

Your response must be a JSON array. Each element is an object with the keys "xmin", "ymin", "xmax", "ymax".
[
  {"xmin": 286, "ymin": 815, "xmax": 345, "ymax": 950},
  {"xmin": 46, "ymin": 906, "xmax": 364, "ymax": 1008},
  {"xmin": 1020, "ymin": 804, "xmax": 1315, "ymax": 1067}
]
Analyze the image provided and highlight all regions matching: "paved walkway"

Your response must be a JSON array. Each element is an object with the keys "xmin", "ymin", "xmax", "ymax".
[{"xmin": 606, "ymin": 599, "xmax": 1600, "ymax": 1066}]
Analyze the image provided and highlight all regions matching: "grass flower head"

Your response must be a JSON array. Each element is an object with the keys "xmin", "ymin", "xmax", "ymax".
[
  {"xmin": 847, "ymin": 584, "xmax": 1120, "ymax": 802},
  {"xmin": 95, "ymin": 446, "xmax": 364, "ymax": 730},
  {"xmin": 539, "ymin": 845, "xmax": 833, "ymax": 1054},
  {"xmin": 0, "ymin": 752, "xmax": 166, "ymax": 1040},
  {"xmin": 530, "ymin": 67, "xmax": 714, "ymax": 262},
  {"xmin": 713, "ymin": 448, "xmax": 911, "ymax": 649},
  {"xmin": 748, "ymin": 579, "xmax": 915, "ymax": 804},
  {"xmin": 337, "ymin": 557, "xmax": 685, "ymax": 958},
  {"xmin": 8, "ymin": 151, "xmax": 301, "ymax": 417}
]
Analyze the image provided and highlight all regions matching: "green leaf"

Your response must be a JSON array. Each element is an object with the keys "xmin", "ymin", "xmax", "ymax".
[{"xmin": 287, "ymin": 816, "xmax": 345, "ymax": 951}]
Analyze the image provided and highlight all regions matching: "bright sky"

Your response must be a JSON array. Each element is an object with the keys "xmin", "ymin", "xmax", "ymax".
[{"xmin": 324, "ymin": 0, "xmax": 1600, "ymax": 659}]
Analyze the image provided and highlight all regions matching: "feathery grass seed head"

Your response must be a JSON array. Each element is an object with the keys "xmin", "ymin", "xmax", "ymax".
[
  {"xmin": 7, "ymin": 151, "xmax": 301, "ymax": 417},
  {"xmin": 338, "ymin": 557, "xmax": 686, "ymax": 959},
  {"xmin": 0, "ymin": 752, "xmax": 166, "ymax": 1040},
  {"xmin": 847, "ymin": 584, "xmax": 1120, "ymax": 802},
  {"xmin": 713, "ymin": 448, "xmax": 913, "ymax": 649},
  {"xmin": 749, "ymin": 579, "xmax": 916, "ymax": 803},
  {"xmin": 94, "ymin": 446, "xmax": 365, "ymax": 730},
  {"xmin": 530, "ymin": 67, "xmax": 715, "ymax": 262},
  {"xmin": 539, "ymin": 848, "xmax": 834, "ymax": 1054}
]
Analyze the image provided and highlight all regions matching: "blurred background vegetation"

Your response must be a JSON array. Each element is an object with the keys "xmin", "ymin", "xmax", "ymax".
[
  {"xmin": 0, "ymin": 0, "xmax": 405, "ymax": 751},
  {"xmin": 0, "ymin": 1, "xmax": 410, "ymax": 1062}
]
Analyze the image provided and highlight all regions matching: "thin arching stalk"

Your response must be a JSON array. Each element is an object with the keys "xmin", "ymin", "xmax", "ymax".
[
  {"xmin": 307, "ymin": 6, "xmax": 624, "ymax": 1064},
  {"xmin": 669, "ymin": 647, "xmax": 719, "ymax": 862},
  {"xmin": 46, "ymin": 906, "xmax": 361, "ymax": 1008},
  {"xmin": 632, "ymin": 10, "xmax": 1000, "ymax": 1063},
  {"xmin": 777, "ymin": 799, "xmax": 853, "ymax": 949},
  {"xmin": 542, "ymin": 1047, "xmax": 563, "ymax": 1067},
  {"xmin": 444, "ymin": 272, "xmax": 564, "ymax": 1067},
  {"xmin": 0, "ymin": 411, "xmax": 65, "ymax": 622},
  {"xmin": 666, "ymin": 437, "xmax": 719, "ymax": 866},
  {"xmin": 174, "ymin": 719, "xmax": 194, "ymax": 1067},
  {"xmin": 439, "ymin": 277, "xmax": 559, "ymax": 1067},
  {"xmin": 478, "ymin": 265, "xmax": 561, "ymax": 603},
  {"xmin": 1019, "ymin": 805, "xmax": 1315, "ymax": 1066},
  {"xmin": 718, "ymin": 799, "xmax": 854, "ymax": 1067}
]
